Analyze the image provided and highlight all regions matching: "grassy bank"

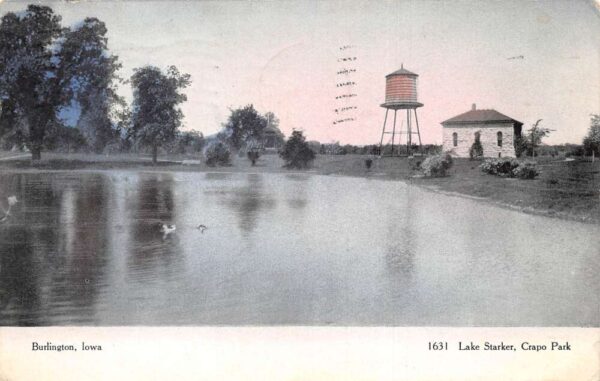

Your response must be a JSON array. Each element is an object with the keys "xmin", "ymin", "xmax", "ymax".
[
  {"xmin": 1, "ymin": 151, "xmax": 598, "ymax": 224},
  {"xmin": 316, "ymin": 154, "xmax": 600, "ymax": 224}
]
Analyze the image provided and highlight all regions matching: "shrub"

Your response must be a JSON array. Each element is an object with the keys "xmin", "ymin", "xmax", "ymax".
[
  {"xmin": 279, "ymin": 130, "xmax": 315, "ymax": 169},
  {"xmin": 204, "ymin": 141, "xmax": 231, "ymax": 166},
  {"xmin": 410, "ymin": 158, "xmax": 423, "ymax": 170},
  {"xmin": 480, "ymin": 158, "xmax": 520, "ymax": 176},
  {"xmin": 365, "ymin": 158, "xmax": 373, "ymax": 170},
  {"xmin": 480, "ymin": 158, "xmax": 539, "ymax": 179},
  {"xmin": 421, "ymin": 153, "xmax": 453, "ymax": 177},
  {"xmin": 513, "ymin": 161, "xmax": 539, "ymax": 179},
  {"xmin": 469, "ymin": 139, "xmax": 483, "ymax": 159},
  {"xmin": 247, "ymin": 149, "xmax": 260, "ymax": 166}
]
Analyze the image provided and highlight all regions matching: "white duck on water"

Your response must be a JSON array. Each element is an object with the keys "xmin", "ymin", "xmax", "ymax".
[
  {"xmin": 0, "ymin": 196, "xmax": 18, "ymax": 223},
  {"xmin": 160, "ymin": 223, "xmax": 176, "ymax": 239}
]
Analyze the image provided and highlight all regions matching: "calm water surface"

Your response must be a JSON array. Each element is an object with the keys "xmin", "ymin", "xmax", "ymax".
[{"xmin": 0, "ymin": 171, "xmax": 598, "ymax": 326}]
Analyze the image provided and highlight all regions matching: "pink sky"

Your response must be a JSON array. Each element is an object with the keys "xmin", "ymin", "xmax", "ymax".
[{"xmin": 1, "ymin": 0, "xmax": 598, "ymax": 145}]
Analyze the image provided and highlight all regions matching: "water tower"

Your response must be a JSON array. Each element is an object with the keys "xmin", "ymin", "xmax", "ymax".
[{"xmin": 378, "ymin": 64, "xmax": 423, "ymax": 156}]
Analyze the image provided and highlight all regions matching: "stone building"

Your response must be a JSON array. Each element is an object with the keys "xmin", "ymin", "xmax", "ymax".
[{"xmin": 442, "ymin": 104, "xmax": 523, "ymax": 158}]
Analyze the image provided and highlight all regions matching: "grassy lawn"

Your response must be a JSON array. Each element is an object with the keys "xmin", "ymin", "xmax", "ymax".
[{"xmin": 0, "ymin": 151, "xmax": 598, "ymax": 224}]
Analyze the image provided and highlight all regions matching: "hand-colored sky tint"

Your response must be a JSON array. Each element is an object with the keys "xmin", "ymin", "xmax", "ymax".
[{"xmin": 2, "ymin": 0, "xmax": 599, "ymax": 144}]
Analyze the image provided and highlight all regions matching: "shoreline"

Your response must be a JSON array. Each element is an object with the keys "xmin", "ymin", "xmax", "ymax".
[
  {"xmin": 413, "ymin": 183, "xmax": 597, "ymax": 226},
  {"xmin": 0, "ymin": 152, "xmax": 598, "ymax": 225}
]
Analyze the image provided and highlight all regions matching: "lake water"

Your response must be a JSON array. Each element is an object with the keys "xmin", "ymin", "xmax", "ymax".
[{"xmin": 0, "ymin": 171, "xmax": 598, "ymax": 326}]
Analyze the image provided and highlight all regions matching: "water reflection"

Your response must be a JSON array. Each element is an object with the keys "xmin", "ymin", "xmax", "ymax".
[
  {"xmin": 0, "ymin": 174, "xmax": 63, "ymax": 325},
  {"xmin": 129, "ymin": 174, "xmax": 181, "ymax": 275},
  {"xmin": 283, "ymin": 175, "xmax": 309, "ymax": 211},
  {"xmin": 384, "ymin": 204, "xmax": 415, "ymax": 278},
  {"xmin": 60, "ymin": 175, "xmax": 110, "ymax": 316},
  {"xmin": 0, "ymin": 226, "xmax": 39, "ymax": 325},
  {"xmin": 205, "ymin": 172, "xmax": 233, "ymax": 181},
  {"xmin": 0, "ymin": 173, "xmax": 113, "ymax": 324},
  {"xmin": 224, "ymin": 174, "xmax": 276, "ymax": 234},
  {"xmin": 0, "ymin": 171, "xmax": 598, "ymax": 326}
]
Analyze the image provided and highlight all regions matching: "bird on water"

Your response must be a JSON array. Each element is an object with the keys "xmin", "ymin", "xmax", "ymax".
[
  {"xmin": 160, "ymin": 224, "xmax": 176, "ymax": 239},
  {"xmin": 0, "ymin": 196, "xmax": 18, "ymax": 223},
  {"xmin": 196, "ymin": 224, "xmax": 208, "ymax": 233}
]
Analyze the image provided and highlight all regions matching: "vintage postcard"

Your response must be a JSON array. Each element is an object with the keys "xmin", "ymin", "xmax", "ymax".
[{"xmin": 0, "ymin": 0, "xmax": 598, "ymax": 380}]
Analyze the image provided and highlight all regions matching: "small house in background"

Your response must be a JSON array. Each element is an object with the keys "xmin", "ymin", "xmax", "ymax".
[{"xmin": 442, "ymin": 104, "xmax": 523, "ymax": 158}]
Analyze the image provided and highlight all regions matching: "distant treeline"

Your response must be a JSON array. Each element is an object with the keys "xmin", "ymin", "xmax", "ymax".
[
  {"xmin": 530, "ymin": 143, "xmax": 591, "ymax": 158},
  {"xmin": 310, "ymin": 142, "xmax": 442, "ymax": 156}
]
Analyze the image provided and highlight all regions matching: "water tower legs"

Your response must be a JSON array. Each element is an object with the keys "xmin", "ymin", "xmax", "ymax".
[
  {"xmin": 407, "ymin": 109, "xmax": 412, "ymax": 155},
  {"xmin": 413, "ymin": 108, "xmax": 423, "ymax": 148},
  {"xmin": 378, "ymin": 109, "xmax": 389, "ymax": 155},
  {"xmin": 407, "ymin": 108, "xmax": 423, "ymax": 156},
  {"xmin": 379, "ymin": 107, "xmax": 422, "ymax": 157},
  {"xmin": 391, "ymin": 110, "xmax": 397, "ymax": 155},
  {"xmin": 379, "ymin": 109, "xmax": 400, "ymax": 157}
]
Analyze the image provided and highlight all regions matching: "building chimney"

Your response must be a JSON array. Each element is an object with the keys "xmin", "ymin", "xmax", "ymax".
[{"xmin": 472, "ymin": 103, "xmax": 476, "ymax": 111}]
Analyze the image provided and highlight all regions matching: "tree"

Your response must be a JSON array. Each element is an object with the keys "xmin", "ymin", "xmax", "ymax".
[
  {"xmin": 171, "ymin": 130, "xmax": 204, "ymax": 155},
  {"xmin": 221, "ymin": 104, "xmax": 267, "ymax": 150},
  {"xmin": 44, "ymin": 124, "xmax": 87, "ymax": 153},
  {"xmin": 513, "ymin": 134, "xmax": 528, "ymax": 158},
  {"xmin": 205, "ymin": 141, "xmax": 230, "ymax": 166},
  {"xmin": 57, "ymin": 17, "xmax": 124, "ymax": 153},
  {"xmin": 0, "ymin": 5, "xmax": 65, "ymax": 160},
  {"xmin": 130, "ymin": 65, "xmax": 191, "ymax": 164},
  {"xmin": 526, "ymin": 119, "xmax": 552, "ymax": 157},
  {"xmin": 279, "ymin": 130, "xmax": 315, "ymax": 169},
  {"xmin": 583, "ymin": 114, "xmax": 600, "ymax": 161}
]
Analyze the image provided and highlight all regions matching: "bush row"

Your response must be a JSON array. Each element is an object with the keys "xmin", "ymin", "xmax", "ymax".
[
  {"xmin": 480, "ymin": 158, "xmax": 539, "ymax": 179},
  {"xmin": 205, "ymin": 129, "xmax": 318, "ymax": 168}
]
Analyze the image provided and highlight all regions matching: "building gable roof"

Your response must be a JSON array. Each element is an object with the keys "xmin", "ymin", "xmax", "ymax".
[{"xmin": 442, "ymin": 109, "xmax": 523, "ymax": 126}]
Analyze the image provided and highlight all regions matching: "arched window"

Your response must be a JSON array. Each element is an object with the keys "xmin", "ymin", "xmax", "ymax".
[
  {"xmin": 452, "ymin": 132, "xmax": 458, "ymax": 147},
  {"xmin": 497, "ymin": 131, "xmax": 503, "ymax": 147}
]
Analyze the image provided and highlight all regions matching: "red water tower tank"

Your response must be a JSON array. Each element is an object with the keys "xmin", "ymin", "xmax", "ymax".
[{"xmin": 382, "ymin": 64, "xmax": 422, "ymax": 108}]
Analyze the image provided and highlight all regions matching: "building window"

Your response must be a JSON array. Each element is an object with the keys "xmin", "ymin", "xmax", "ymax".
[
  {"xmin": 452, "ymin": 132, "xmax": 458, "ymax": 147},
  {"xmin": 497, "ymin": 131, "xmax": 503, "ymax": 147}
]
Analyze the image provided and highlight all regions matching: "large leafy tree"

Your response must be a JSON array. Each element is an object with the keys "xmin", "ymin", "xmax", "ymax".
[
  {"xmin": 130, "ymin": 65, "xmax": 191, "ymax": 164},
  {"xmin": 57, "ymin": 17, "xmax": 124, "ymax": 153},
  {"xmin": 221, "ymin": 104, "xmax": 267, "ymax": 150},
  {"xmin": 0, "ymin": 5, "xmax": 65, "ymax": 160}
]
